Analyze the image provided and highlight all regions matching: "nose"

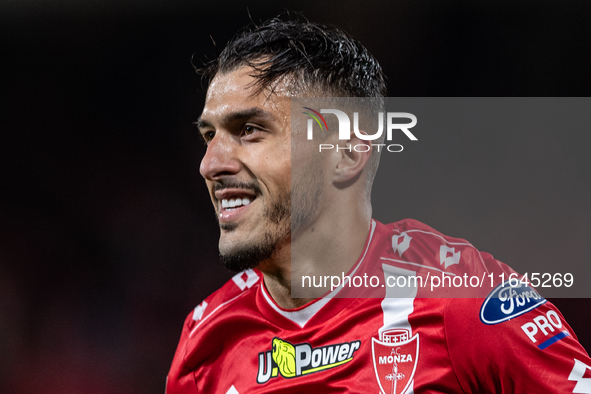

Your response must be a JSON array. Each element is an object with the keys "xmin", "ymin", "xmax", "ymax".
[{"xmin": 199, "ymin": 132, "xmax": 241, "ymax": 181}]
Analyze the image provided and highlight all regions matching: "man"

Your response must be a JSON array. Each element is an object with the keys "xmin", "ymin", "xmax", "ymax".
[{"xmin": 167, "ymin": 17, "xmax": 591, "ymax": 393}]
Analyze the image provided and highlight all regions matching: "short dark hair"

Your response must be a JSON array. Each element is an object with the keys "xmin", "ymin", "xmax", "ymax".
[{"xmin": 197, "ymin": 15, "xmax": 387, "ymax": 97}]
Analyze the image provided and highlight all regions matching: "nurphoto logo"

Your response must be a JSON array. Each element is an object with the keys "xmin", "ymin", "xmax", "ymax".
[{"xmin": 303, "ymin": 107, "xmax": 418, "ymax": 153}]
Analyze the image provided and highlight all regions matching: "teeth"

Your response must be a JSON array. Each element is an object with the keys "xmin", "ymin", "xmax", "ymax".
[{"xmin": 221, "ymin": 197, "xmax": 252, "ymax": 210}]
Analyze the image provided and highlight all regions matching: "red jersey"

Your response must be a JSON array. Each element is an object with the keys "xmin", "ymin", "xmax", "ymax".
[{"xmin": 167, "ymin": 219, "xmax": 591, "ymax": 393}]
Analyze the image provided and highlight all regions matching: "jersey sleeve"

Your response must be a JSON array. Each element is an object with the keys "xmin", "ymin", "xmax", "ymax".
[
  {"xmin": 444, "ymin": 296, "xmax": 591, "ymax": 393},
  {"xmin": 166, "ymin": 312, "xmax": 198, "ymax": 394},
  {"xmin": 166, "ymin": 269, "xmax": 263, "ymax": 394}
]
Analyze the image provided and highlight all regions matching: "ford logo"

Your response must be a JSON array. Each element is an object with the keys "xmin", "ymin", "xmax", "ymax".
[{"xmin": 480, "ymin": 281, "xmax": 546, "ymax": 325}]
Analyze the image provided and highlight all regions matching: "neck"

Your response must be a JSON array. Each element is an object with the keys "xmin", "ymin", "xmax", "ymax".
[{"xmin": 258, "ymin": 196, "xmax": 371, "ymax": 309}]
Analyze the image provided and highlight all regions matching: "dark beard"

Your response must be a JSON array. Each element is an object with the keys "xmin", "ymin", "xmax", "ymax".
[
  {"xmin": 219, "ymin": 232, "xmax": 277, "ymax": 272},
  {"xmin": 219, "ymin": 190, "xmax": 291, "ymax": 272}
]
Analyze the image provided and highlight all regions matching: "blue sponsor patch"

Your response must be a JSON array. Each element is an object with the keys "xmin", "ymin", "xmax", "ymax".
[{"xmin": 480, "ymin": 280, "xmax": 546, "ymax": 325}]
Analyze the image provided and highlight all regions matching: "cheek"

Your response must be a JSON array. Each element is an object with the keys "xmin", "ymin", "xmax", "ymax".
[
  {"xmin": 204, "ymin": 181, "xmax": 216, "ymax": 201},
  {"xmin": 278, "ymin": 158, "xmax": 292, "ymax": 184},
  {"xmin": 260, "ymin": 160, "xmax": 291, "ymax": 194},
  {"xmin": 268, "ymin": 167, "xmax": 291, "ymax": 190}
]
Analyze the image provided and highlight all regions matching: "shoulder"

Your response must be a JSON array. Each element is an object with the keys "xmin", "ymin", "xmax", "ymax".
[
  {"xmin": 377, "ymin": 218, "xmax": 513, "ymax": 278},
  {"xmin": 167, "ymin": 269, "xmax": 263, "ymax": 393},
  {"xmin": 381, "ymin": 218, "xmax": 475, "ymax": 254},
  {"xmin": 443, "ymin": 295, "xmax": 591, "ymax": 392},
  {"xmin": 184, "ymin": 269, "xmax": 263, "ymax": 333}
]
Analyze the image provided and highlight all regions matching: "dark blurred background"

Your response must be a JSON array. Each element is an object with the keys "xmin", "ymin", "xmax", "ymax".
[{"xmin": 1, "ymin": 1, "xmax": 590, "ymax": 393}]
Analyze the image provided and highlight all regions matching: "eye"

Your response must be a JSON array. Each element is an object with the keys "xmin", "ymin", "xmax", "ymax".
[
  {"xmin": 242, "ymin": 124, "xmax": 266, "ymax": 140},
  {"xmin": 201, "ymin": 130, "xmax": 215, "ymax": 145},
  {"xmin": 244, "ymin": 125, "xmax": 257, "ymax": 136}
]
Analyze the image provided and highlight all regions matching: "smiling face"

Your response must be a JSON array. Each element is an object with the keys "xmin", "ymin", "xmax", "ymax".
[{"xmin": 197, "ymin": 67, "xmax": 293, "ymax": 271}]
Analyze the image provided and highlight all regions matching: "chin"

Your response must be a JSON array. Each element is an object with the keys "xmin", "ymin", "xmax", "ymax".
[
  {"xmin": 218, "ymin": 226, "xmax": 285, "ymax": 271},
  {"xmin": 219, "ymin": 239, "xmax": 275, "ymax": 272}
]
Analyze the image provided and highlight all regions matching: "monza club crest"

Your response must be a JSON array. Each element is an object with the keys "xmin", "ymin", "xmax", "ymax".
[{"xmin": 371, "ymin": 329, "xmax": 419, "ymax": 394}]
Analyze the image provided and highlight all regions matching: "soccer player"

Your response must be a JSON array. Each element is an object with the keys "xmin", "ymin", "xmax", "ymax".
[{"xmin": 167, "ymin": 17, "xmax": 591, "ymax": 393}]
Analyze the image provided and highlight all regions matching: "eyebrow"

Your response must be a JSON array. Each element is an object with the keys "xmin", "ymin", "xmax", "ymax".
[{"xmin": 194, "ymin": 107, "xmax": 276, "ymax": 130}]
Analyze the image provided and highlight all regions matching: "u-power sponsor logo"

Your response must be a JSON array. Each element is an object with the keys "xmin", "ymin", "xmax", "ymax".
[
  {"xmin": 303, "ymin": 108, "xmax": 417, "ymax": 153},
  {"xmin": 257, "ymin": 337, "xmax": 361, "ymax": 384},
  {"xmin": 480, "ymin": 281, "xmax": 546, "ymax": 325}
]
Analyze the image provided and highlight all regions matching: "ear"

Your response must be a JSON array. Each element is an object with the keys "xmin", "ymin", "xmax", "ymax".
[{"xmin": 332, "ymin": 131, "xmax": 372, "ymax": 184}]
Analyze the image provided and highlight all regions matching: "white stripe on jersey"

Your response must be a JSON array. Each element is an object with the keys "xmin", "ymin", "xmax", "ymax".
[
  {"xmin": 380, "ymin": 264, "xmax": 417, "ymax": 334},
  {"xmin": 380, "ymin": 264, "xmax": 417, "ymax": 394}
]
